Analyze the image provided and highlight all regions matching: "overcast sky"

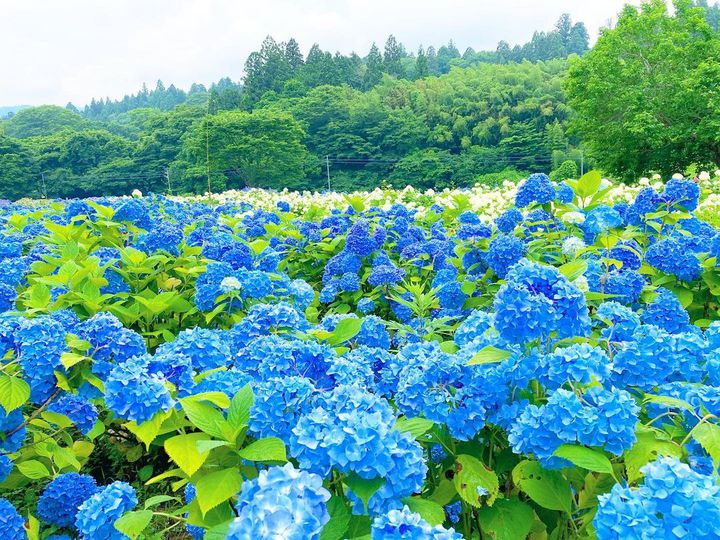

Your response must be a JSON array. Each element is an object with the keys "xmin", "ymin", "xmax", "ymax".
[{"xmin": 1, "ymin": 0, "xmax": 640, "ymax": 107}]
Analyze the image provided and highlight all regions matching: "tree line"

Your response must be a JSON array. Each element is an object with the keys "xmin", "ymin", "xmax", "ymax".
[{"xmin": 1, "ymin": 2, "xmax": 719, "ymax": 199}]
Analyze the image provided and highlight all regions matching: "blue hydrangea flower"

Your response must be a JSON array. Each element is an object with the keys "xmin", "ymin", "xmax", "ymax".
[
  {"xmin": 76, "ymin": 312, "xmax": 146, "ymax": 380},
  {"xmin": 290, "ymin": 385, "xmax": 427, "ymax": 514},
  {"xmin": 0, "ymin": 498, "xmax": 25, "ymax": 540},
  {"xmin": 595, "ymin": 302, "xmax": 641, "ymax": 343},
  {"xmin": 16, "ymin": 316, "xmax": 67, "ymax": 402},
  {"xmin": 250, "ymin": 376, "xmax": 316, "ymax": 442},
  {"xmin": 112, "ymin": 199, "xmax": 151, "ymax": 229},
  {"xmin": 539, "ymin": 343, "xmax": 611, "ymax": 389},
  {"xmin": 508, "ymin": 386, "xmax": 638, "ymax": 468},
  {"xmin": 48, "ymin": 393, "xmax": 99, "ymax": 435},
  {"xmin": 156, "ymin": 327, "xmax": 231, "ymax": 373},
  {"xmin": 646, "ymin": 236, "xmax": 701, "ymax": 282},
  {"xmin": 358, "ymin": 297, "xmax": 376, "ymax": 314},
  {"xmin": 0, "ymin": 408, "xmax": 26, "ymax": 453},
  {"xmin": 595, "ymin": 457, "xmax": 720, "ymax": 539},
  {"xmin": 371, "ymin": 506, "xmax": 462, "ymax": 539},
  {"xmin": 611, "ymin": 324, "xmax": 675, "ymax": 389},
  {"xmin": 493, "ymin": 259, "xmax": 590, "ymax": 344},
  {"xmin": 495, "ymin": 208, "xmax": 524, "ymax": 233},
  {"xmin": 0, "ymin": 454, "xmax": 11, "ymax": 482},
  {"xmin": 104, "ymin": 357, "xmax": 175, "ymax": 423},
  {"xmin": 486, "ymin": 235, "xmax": 526, "ymax": 278},
  {"xmin": 641, "ymin": 289, "xmax": 690, "ymax": 334},
  {"xmin": 556, "ymin": 182, "xmax": 575, "ymax": 204},
  {"xmin": 346, "ymin": 219, "xmax": 385, "ymax": 257},
  {"xmin": 75, "ymin": 481, "xmax": 137, "ymax": 539},
  {"xmin": 37, "ymin": 473, "xmax": 98, "ymax": 528},
  {"xmin": 226, "ymin": 463, "xmax": 330, "ymax": 540},
  {"xmin": 662, "ymin": 178, "xmax": 700, "ymax": 211},
  {"xmin": 515, "ymin": 173, "xmax": 556, "ymax": 208}
]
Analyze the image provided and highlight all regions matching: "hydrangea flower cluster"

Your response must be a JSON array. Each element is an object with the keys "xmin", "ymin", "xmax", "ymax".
[
  {"xmin": 227, "ymin": 463, "xmax": 330, "ymax": 540},
  {"xmin": 75, "ymin": 481, "xmax": 137, "ymax": 539}
]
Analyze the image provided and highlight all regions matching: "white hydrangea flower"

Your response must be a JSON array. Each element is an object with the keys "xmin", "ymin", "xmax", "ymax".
[
  {"xmin": 562, "ymin": 236, "xmax": 586, "ymax": 257},
  {"xmin": 639, "ymin": 177, "xmax": 650, "ymax": 186},
  {"xmin": 574, "ymin": 275, "xmax": 590, "ymax": 292},
  {"xmin": 562, "ymin": 211, "xmax": 586, "ymax": 225},
  {"xmin": 672, "ymin": 173, "xmax": 684, "ymax": 180},
  {"xmin": 699, "ymin": 171, "xmax": 711, "ymax": 181},
  {"xmin": 131, "ymin": 189, "xmax": 142, "ymax": 198},
  {"xmin": 220, "ymin": 276, "xmax": 242, "ymax": 292}
]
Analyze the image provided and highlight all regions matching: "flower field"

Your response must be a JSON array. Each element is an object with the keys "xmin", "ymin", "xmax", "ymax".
[{"xmin": 1, "ymin": 171, "xmax": 720, "ymax": 539}]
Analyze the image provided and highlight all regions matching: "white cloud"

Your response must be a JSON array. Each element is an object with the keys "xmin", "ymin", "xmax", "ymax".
[{"xmin": 0, "ymin": 0, "xmax": 636, "ymax": 107}]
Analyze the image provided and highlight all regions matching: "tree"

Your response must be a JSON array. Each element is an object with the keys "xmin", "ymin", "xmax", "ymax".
[
  {"xmin": 383, "ymin": 35, "xmax": 406, "ymax": 78},
  {"xmin": 0, "ymin": 135, "xmax": 37, "ymax": 199},
  {"xmin": 242, "ymin": 36, "xmax": 293, "ymax": 103},
  {"xmin": 567, "ymin": 22, "xmax": 590, "ymax": 55},
  {"xmin": 3, "ymin": 106, "xmax": 89, "ymax": 138},
  {"xmin": 179, "ymin": 109, "xmax": 310, "ymax": 189},
  {"xmin": 556, "ymin": 14, "xmax": 573, "ymax": 46},
  {"xmin": 363, "ymin": 43, "xmax": 384, "ymax": 89},
  {"xmin": 567, "ymin": 0, "xmax": 720, "ymax": 180},
  {"xmin": 415, "ymin": 46, "xmax": 429, "ymax": 79},
  {"xmin": 284, "ymin": 38, "xmax": 304, "ymax": 71}
]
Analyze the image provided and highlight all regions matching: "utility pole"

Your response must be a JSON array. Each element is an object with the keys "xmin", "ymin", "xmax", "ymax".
[
  {"xmin": 41, "ymin": 172, "xmax": 47, "ymax": 199},
  {"xmin": 325, "ymin": 155, "xmax": 331, "ymax": 191},
  {"xmin": 580, "ymin": 150, "xmax": 584, "ymax": 176},
  {"xmin": 164, "ymin": 168, "xmax": 171, "ymax": 195}
]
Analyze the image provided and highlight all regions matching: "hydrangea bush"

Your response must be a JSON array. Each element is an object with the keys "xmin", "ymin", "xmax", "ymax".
[{"xmin": 1, "ymin": 171, "xmax": 720, "ymax": 538}]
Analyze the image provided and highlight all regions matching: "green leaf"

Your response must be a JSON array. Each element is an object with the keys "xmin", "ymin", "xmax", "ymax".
[
  {"xmin": 144, "ymin": 495, "xmax": 178, "ymax": 509},
  {"xmin": 553, "ymin": 445, "xmax": 615, "ymax": 476},
  {"xmin": 0, "ymin": 373, "xmax": 30, "ymax": 413},
  {"xmin": 328, "ymin": 317, "xmax": 363, "ymax": 345},
  {"xmin": 476, "ymin": 498, "xmax": 534, "ymax": 540},
  {"xmin": 181, "ymin": 398, "xmax": 234, "ymax": 441},
  {"xmin": 558, "ymin": 260, "xmax": 588, "ymax": 281},
  {"xmin": 195, "ymin": 468, "xmax": 243, "ymax": 515},
  {"xmin": 453, "ymin": 454, "xmax": 499, "ymax": 507},
  {"xmin": 238, "ymin": 437, "xmax": 287, "ymax": 462},
  {"xmin": 643, "ymin": 394, "xmax": 695, "ymax": 413},
  {"xmin": 576, "ymin": 170, "xmax": 602, "ymax": 198},
  {"xmin": 467, "ymin": 345, "xmax": 511, "ymax": 366},
  {"xmin": 125, "ymin": 410, "xmax": 169, "ymax": 449},
  {"xmin": 186, "ymin": 391, "xmax": 231, "ymax": 409},
  {"xmin": 320, "ymin": 496, "xmax": 351, "ymax": 540},
  {"xmin": 692, "ymin": 422, "xmax": 720, "ymax": 472},
  {"xmin": 227, "ymin": 384, "xmax": 254, "ymax": 430},
  {"xmin": 114, "ymin": 510, "xmax": 153, "ymax": 539},
  {"xmin": 346, "ymin": 473, "xmax": 385, "ymax": 513},
  {"xmin": 401, "ymin": 497, "xmax": 446, "ymax": 526},
  {"xmin": 395, "ymin": 417, "xmax": 435, "ymax": 439},
  {"xmin": 624, "ymin": 427, "xmax": 682, "ymax": 483},
  {"xmin": 17, "ymin": 460, "xmax": 50, "ymax": 480},
  {"xmin": 164, "ymin": 433, "xmax": 212, "ymax": 476},
  {"xmin": 512, "ymin": 460, "xmax": 572, "ymax": 514},
  {"xmin": 60, "ymin": 352, "xmax": 87, "ymax": 369}
]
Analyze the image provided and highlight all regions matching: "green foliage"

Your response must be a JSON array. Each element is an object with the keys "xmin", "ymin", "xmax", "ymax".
[{"xmin": 567, "ymin": 0, "xmax": 720, "ymax": 180}]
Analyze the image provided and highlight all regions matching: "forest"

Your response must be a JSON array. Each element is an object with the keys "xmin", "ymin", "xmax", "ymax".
[{"xmin": 0, "ymin": 1, "xmax": 719, "ymax": 199}]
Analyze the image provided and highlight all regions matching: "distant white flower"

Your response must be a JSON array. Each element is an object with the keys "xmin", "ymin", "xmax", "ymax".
[
  {"xmin": 220, "ymin": 277, "xmax": 242, "ymax": 293},
  {"xmin": 672, "ymin": 173, "xmax": 684, "ymax": 180},
  {"xmin": 699, "ymin": 171, "xmax": 711, "ymax": 181},
  {"xmin": 639, "ymin": 177, "xmax": 650, "ymax": 186},
  {"xmin": 131, "ymin": 189, "xmax": 142, "ymax": 198},
  {"xmin": 651, "ymin": 173, "xmax": 662, "ymax": 180},
  {"xmin": 574, "ymin": 275, "xmax": 590, "ymax": 292},
  {"xmin": 562, "ymin": 211, "xmax": 586, "ymax": 225},
  {"xmin": 714, "ymin": 169, "xmax": 720, "ymax": 178},
  {"xmin": 562, "ymin": 236, "xmax": 586, "ymax": 257}
]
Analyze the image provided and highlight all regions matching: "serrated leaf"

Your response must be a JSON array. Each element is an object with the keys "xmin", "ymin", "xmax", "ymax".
[
  {"xmin": 692, "ymin": 422, "xmax": 720, "ymax": 472},
  {"xmin": 238, "ymin": 437, "xmax": 287, "ymax": 462},
  {"xmin": 195, "ymin": 468, "xmax": 243, "ymax": 515},
  {"xmin": 114, "ymin": 510, "xmax": 153, "ymax": 539},
  {"xmin": 402, "ymin": 497, "xmax": 445, "ymax": 526},
  {"xmin": 328, "ymin": 317, "xmax": 363, "ymax": 345},
  {"xmin": 453, "ymin": 454, "xmax": 499, "ymax": 507},
  {"xmin": 624, "ymin": 427, "xmax": 682, "ymax": 483},
  {"xmin": 144, "ymin": 495, "xmax": 178, "ymax": 509},
  {"xmin": 477, "ymin": 498, "xmax": 534, "ymax": 540},
  {"xmin": 467, "ymin": 345, "xmax": 511, "ymax": 365},
  {"xmin": 346, "ymin": 473, "xmax": 384, "ymax": 513},
  {"xmin": 0, "ymin": 373, "xmax": 30, "ymax": 413},
  {"xmin": 395, "ymin": 417, "xmax": 435, "ymax": 439},
  {"xmin": 125, "ymin": 409, "xmax": 169, "ymax": 449},
  {"xmin": 320, "ymin": 496, "xmax": 351, "ymax": 540},
  {"xmin": 180, "ymin": 398, "xmax": 234, "ymax": 441},
  {"xmin": 512, "ymin": 460, "xmax": 572, "ymax": 514},
  {"xmin": 164, "ymin": 433, "xmax": 212, "ymax": 477},
  {"xmin": 228, "ymin": 384, "xmax": 253, "ymax": 430},
  {"xmin": 553, "ymin": 445, "xmax": 615, "ymax": 477},
  {"xmin": 17, "ymin": 460, "xmax": 50, "ymax": 479}
]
